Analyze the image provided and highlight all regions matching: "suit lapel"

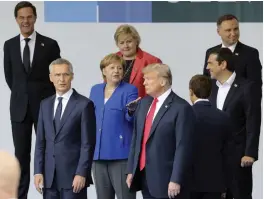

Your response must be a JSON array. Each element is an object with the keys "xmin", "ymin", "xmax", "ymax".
[
  {"xmin": 222, "ymin": 79, "xmax": 240, "ymax": 111},
  {"xmin": 56, "ymin": 90, "xmax": 78, "ymax": 136},
  {"xmin": 129, "ymin": 48, "xmax": 144, "ymax": 84},
  {"xmin": 14, "ymin": 35, "xmax": 27, "ymax": 74},
  {"xmin": 30, "ymin": 32, "xmax": 44, "ymax": 75},
  {"xmin": 48, "ymin": 95, "xmax": 56, "ymax": 140},
  {"xmin": 233, "ymin": 41, "xmax": 242, "ymax": 56},
  {"xmin": 148, "ymin": 92, "xmax": 174, "ymax": 140}
]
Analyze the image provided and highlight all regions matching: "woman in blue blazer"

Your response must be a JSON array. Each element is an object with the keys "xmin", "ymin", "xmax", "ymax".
[{"xmin": 89, "ymin": 53, "xmax": 138, "ymax": 199}]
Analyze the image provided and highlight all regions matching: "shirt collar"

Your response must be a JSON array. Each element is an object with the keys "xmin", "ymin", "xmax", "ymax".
[
  {"xmin": 216, "ymin": 72, "xmax": 236, "ymax": 87},
  {"xmin": 194, "ymin": 99, "xmax": 209, "ymax": 104},
  {"xmin": 221, "ymin": 42, "xmax": 237, "ymax": 53},
  {"xmin": 157, "ymin": 88, "xmax": 172, "ymax": 102},
  {"xmin": 56, "ymin": 88, "xmax": 73, "ymax": 100},
  {"xmin": 20, "ymin": 31, "xmax": 36, "ymax": 42}
]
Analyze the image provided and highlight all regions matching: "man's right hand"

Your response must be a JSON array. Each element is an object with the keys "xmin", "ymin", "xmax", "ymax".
[
  {"xmin": 126, "ymin": 174, "xmax": 133, "ymax": 188},
  {"xmin": 34, "ymin": 174, "xmax": 44, "ymax": 194}
]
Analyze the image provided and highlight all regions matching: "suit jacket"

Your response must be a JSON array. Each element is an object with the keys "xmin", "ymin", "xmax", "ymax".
[
  {"xmin": 127, "ymin": 91, "xmax": 195, "ymax": 198},
  {"xmin": 89, "ymin": 81, "xmax": 138, "ymax": 160},
  {"xmin": 192, "ymin": 101, "xmax": 232, "ymax": 192},
  {"xmin": 117, "ymin": 48, "xmax": 162, "ymax": 98},
  {"xmin": 203, "ymin": 41, "xmax": 262, "ymax": 97},
  {"xmin": 34, "ymin": 89, "xmax": 96, "ymax": 189},
  {"xmin": 3, "ymin": 32, "xmax": 61, "ymax": 122},
  {"xmin": 209, "ymin": 77, "xmax": 261, "ymax": 162}
]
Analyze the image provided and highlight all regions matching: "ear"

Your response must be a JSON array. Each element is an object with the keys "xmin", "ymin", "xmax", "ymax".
[
  {"xmin": 189, "ymin": 89, "xmax": 194, "ymax": 97},
  {"xmin": 221, "ymin": 60, "xmax": 228, "ymax": 70},
  {"xmin": 71, "ymin": 73, "xmax": 74, "ymax": 80},
  {"xmin": 160, "ymin": 78, "xmax": 166, "ymax": 87},
  {"xmin": 217, "ymin": 26, "xmax": 220, "ymax": 36},
  {"xmin": 49, "ymin": 74, "xmax": 53, "ymax": 83},
  {"xmin": 102, "ymin": 68, "xmax": 106, "ymax": 76}
]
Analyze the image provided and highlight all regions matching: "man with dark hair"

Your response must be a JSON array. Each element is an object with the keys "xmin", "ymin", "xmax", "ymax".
[
  {"xmin": 3, "ymin": 1, "xmax": 61, "ymax": 199},
  {"xmin": 189, "ymin": 74, "xmax": 232, "ymax": 199},
  {"xmin": 206, "ymin": 48, "xmax": 261, "ymax": 199},
  {"xmin": 203, "ymin": 14, "xmax": 262, "ymax": 98}
]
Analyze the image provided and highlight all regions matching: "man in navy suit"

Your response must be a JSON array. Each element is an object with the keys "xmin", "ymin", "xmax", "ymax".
[
  {"xmin": 34, "ymin": 58, "xmax": 96, "ymax": 199},
  {"xmin": 126, "ymin": 63, "xmax": 195, "ymax": 199},
  {"xmin": 189, "ymin": 75, "xmax": 232, "ymax": 199}
]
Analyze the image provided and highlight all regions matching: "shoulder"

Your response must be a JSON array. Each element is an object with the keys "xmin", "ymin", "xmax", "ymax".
[
  {"xmin": 239, "ymin": 42, "xmax": 259, "ymax": 54},
  {"xmin": 4, "ymin": 35, "xmax": 19, "ymax": 46},
  {"xmin": 206, "ymin": 44, "xmax": 221, "ymax": 53},
  {"xmin": 40, "ymin": 94, "xmax": 55, "ymax": 106},
  {"xmin": 141, "ymin": 50, "xmax": 161, "ymax": 62},
  {"xmin": 75, "ymin": 92, "xmax": 94, "ymax": 106},
  {"xmin": 91, "ymin": 83, "xmax": 104, "ymax": 92},
  {"xmin": 37, "ymin": 32, "xmax": 58, "ymax": 44},
  {"xmin": 121, "ymin": 82, "xmax": 138, "ymax": 92}
]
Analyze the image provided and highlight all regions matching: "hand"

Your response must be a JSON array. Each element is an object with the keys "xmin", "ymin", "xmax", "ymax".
[
  {"xmin": 72, "ymin": 175, "xmax": 86, "ymax": 193},
  {"xmin": 221, "ymin": 192, "xmax": 226, "ymax": 199},
  {"xmin": 241, "ymin": 156, "xmax": 255, "ymax": 167},
  {"xmin": 168, "ymin": 182, "xmax": 180, "ymax": 198},
  {"xmin": 34, "ymin": 174, "xmax": 44, "ymax": 194},
  {"xmin": 126, "ymin": 97, "xmax": 141, "ymax": 112},
  {"xmin": 126, "ymin": 174, "xmax": 133, "ymax": 188}
]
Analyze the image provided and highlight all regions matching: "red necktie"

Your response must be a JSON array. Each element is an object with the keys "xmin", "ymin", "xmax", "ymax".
[{"xmin": 139, "ymin": 98, "xmax": 158, "ymax": 171}]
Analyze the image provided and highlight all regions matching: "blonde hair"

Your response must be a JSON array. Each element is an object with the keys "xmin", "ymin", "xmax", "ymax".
[
  {"xmin": 142, "ymin": 63, "xmax": 172, "ymax": 86},
  {"xmin": 114, "ymin": 24, "xmax": 141, "ymax": 46},
  {"xmin": 100, "ymin": 53, "xmax": 125, "ymax": 80}
]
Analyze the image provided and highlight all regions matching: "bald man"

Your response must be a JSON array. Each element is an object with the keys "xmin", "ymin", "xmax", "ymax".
[{"xmin": 0, "ymin": 150, "xmax": 21, "ymax": 199}]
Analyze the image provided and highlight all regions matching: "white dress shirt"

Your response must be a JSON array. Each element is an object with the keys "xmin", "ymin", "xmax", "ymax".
[
  {"xmin": 216, "ymin": 72, "xmax": 236, "ymax": 110},
  {"xmin": 20, "ymin": 31, "xmax": 36, "ymax": 65},
  {"xmin": 54, "ymin": 89, "xmax": 73, "ymax": 118},
  {"xmin": 194, "ymin": 98, "xmax": 209, "ymax": 104},
  {"xmin": 222, "ymin": 42, "xmax": 237, "ymax": 53},
  {"xmin": 148, "ymin": 88, "xmax": 172, "ymax": 121}
]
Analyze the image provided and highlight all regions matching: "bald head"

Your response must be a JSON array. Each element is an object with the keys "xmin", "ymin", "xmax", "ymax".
[{"xmin": 0, "ymin": 150, "xmax": 20, "ymax": 198}]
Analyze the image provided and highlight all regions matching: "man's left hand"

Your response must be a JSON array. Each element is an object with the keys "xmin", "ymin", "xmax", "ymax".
[
  {"xmin": 168, "ymin": 182, "xmax": 180, "ymax": 198},
  {"xmin": 241, "ymin": 156, "xmax": 255, "ymax": 167}
]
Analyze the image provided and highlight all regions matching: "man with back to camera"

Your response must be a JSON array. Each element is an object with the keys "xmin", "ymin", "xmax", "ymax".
[
  {"xmin": 189, "ymin": 74, "xmax": 232, "ymax": 199},
  {"xmin": 206, "ymin": 48, "xmax": 261, "ymax": 199},
  {"xmin": 34, "ymin": 58, "xmax": 96, "ymax": 199},
  {"xmin": 203, "ymin": 14, "xmax": 262, "ymax": 99},
  {"xmin": 126, "ymin": 63, "xmax": 195, "ymax": 199},
  {"xmin": 3, "ymin": 1, "xmax": 61, "ymax": 199}
]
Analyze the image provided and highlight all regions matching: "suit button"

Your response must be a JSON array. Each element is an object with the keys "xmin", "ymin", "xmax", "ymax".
[
  {"xmin": 99, "ymin": 128, "xmax": 101, "ymax": 132},
  {"xmin": 119, "ymin": 135, "xmax": 123, "ymax": 139},
  {"xmin": 53, "ymin": 155, "xmax": 55, "ymax": 158}
]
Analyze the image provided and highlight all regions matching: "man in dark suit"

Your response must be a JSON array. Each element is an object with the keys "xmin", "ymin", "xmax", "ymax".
[
  {"xmin": 126, "ymin": 63, "xmax": 195, "ymax": 199},
  {"xmin": 203, "ymin": 14, "xmax": 262, "ymax": 98},
  {"xmin": 3, "ymin": 2, "xmax": 61, "ymax": 199},
  {"xmin": 189, "ymin": 74, "xmax": 232, "ymax": 199},
  {"xmin": 206, "ymin": 48, "xmax": 261, "ymax": 199},
  {"xmin": 34, "ymin": 58, "xmax": 96, "ymax": 199}
]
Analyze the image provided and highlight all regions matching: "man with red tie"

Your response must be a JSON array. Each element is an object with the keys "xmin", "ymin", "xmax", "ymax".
[{"xmin": 126, "ymin": 63, "xmax": 195, "ymax": 199}]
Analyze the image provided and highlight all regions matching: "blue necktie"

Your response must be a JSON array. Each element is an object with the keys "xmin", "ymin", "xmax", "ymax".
[{"xmin": 54, "ymin": 97, "xmax": 63, "ymax": 133}]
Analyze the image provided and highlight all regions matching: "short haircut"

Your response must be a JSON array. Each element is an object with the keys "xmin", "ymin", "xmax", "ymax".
[
  {"xmin": 14, "ymin": 1, "xmax": 37, "ymax": 18},
  {"xmin": 208, "ymin": 48, "xmax": 235, "ymax": 72},
  {"xmin": 100, "ymin": 53, "xmax": 125, "ymax": 79},
  {"xmin": 142, "ymin": 63, "xmax": 172, "ymax": 86},
  {"xmin": 114, "ymin": 24, "xmax": 141, "ymax": 46},
  {"xmin": 217, "ymin": 14, "xmax": 238, "ymax": 26},
  {"xmin": 189, "ymin": 75, "xmax": 212, "ymax": 99},
  {"xmin": 49, "ymin": 58, "xmax": 73, "ymax": 73}
]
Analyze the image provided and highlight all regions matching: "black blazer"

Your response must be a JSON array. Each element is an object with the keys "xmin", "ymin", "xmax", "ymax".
[
  {"xmin": 203, "ymin": 41, "xmax": 262, "ymax": 96},
  {"xmin": 209, "ymin": 77, "xmax": 261, "ymax": 162},
  {"xmin": 191, "ymin": 101, "xmax": 232, "ymax": 193},
  {"xmin": 4, "ymin": 32, "xmax": 61, "ymax": 122},
  {"xmin": 127, "ymin": 91, "xmax": 195, "ymax": 198}
]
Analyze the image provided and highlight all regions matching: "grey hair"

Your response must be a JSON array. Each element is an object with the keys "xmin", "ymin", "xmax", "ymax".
[
  {"xmin": 142, "ymin": 63, "xmax": 172, "ymax": 86},
  {"xmin": 49, "ymin": 58, "xmax": 73, "ymax": 73}
]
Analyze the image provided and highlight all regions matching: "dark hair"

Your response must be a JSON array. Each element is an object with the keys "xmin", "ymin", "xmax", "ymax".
[
  {"xmin": 14, "ymin": 1, "xmax": 37, "ymax": 18},
  {"xmin": 209, "ymin": 48, "xmax": 235, "ymax": 72},
  {"xmin": 217, "ymin": 14, "xmax": 238, "ymax": 26},
  {"xmin": 189, "ymin": 75, "xmax": 212, "ymax": 99}
]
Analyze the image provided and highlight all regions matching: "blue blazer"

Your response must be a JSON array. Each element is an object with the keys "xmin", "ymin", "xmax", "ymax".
[
  {"xmin": 34, "ymin": 89, "xmax": 96, "ymax": 189},
  {"xmin": 89, "ymin": 81, "xmax": 138, "ymax": 160}
]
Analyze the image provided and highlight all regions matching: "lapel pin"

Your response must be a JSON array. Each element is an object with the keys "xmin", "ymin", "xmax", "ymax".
[
  {"xmin": 165, "ymin": 105, "xmax": 168, "ymax": 108},
  {"xmin": 235, "ymin": 53, "xmax": 239, "ymax": 56},
  {"xmin": 41, "ymin": 43, "xmax": 44, "ymax": 47},
  {"xmin": 234, "ymin": 84, "xmax": 238, "ymax": 87}
]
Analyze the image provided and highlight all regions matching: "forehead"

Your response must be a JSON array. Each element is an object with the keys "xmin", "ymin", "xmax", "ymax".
[
  {"xmin": 17, "ymin": 7, "xmax": 34, "ymax": 16},
  {"xmin": 208, "ymin": 54, "xmax": 218, "ymax": 62},
  {"xmin": 118, "ymin": 34, "xmax": 134, "ymax": 42},
  {"xmin": 52, "ymin": 64, "xmax": 70, "ymax": 72},
  {"xmin": 143, "ymin": 70, "xmax": 159, "ymax": 78},
  {"xmin": 106, "ymin": 61, "xmax": 122, "ymax": 68},
  {"xmin": 220, "ymin": 19, "xmax": 238, "ymax": 29}
]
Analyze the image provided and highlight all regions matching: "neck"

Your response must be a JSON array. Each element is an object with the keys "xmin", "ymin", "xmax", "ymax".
[
  {"xmin": 217, "ymin": 71, "xmax": 233, "ymax": 84},
  {"xmin": 191, "ymin": 96, "xmax": 199, "ymax": 104},
  {"xmin": 21, "ymin": 30, "xmax": 34, "ymax": 38},
  {"xmin": 57, "ymin": 88, "xmax": 71, "ymax": 96},
  {"xmin": 106, "ymin": 82, "xmax": 119, "ymax": 90},
  {"xmin": 123, "ymin": 54, "xmax": 136, "ymax": 60},
  {"xmin": 151, "ymin": 86, "xmax": 170, "ymax": 98}
]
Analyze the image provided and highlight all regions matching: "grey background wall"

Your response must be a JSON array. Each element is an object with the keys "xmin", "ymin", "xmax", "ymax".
[{"xmin": 0, "ymin": 1, "xmax": 262, "ymax": 199}]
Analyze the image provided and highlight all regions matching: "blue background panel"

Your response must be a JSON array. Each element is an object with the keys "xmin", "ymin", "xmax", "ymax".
[
  {"xmin": 44, "ymin": 1, "xmax": 97, "ymax": 22},
  {"xmin": 98, "ymin": 1, "xmax": 152, "ymax": 23}
]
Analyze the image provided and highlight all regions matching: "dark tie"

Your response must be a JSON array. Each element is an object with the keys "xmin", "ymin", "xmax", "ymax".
[
  {"xmin": 23, "ymin": 38, "xmax": 31, "ymax": 73},
  {"xmin": 54, "ymin": 97, "xmax": 63, "ymax": 133},
  {"xmin": 139, "ymin": 98, "xmax": 158, "ymax": 171}
]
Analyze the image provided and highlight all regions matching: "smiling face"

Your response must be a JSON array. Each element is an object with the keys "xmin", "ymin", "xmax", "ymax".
[
  {"xmin": 16, "ymin": 7, "xmax": 36, "ymax": 37},
  {"xmin": 116, "ymin": 34, "xmax": 138, "ymax": 59},
  {"xmin": 49, "ymin": 64, "xmax": 73, "ymax": 95}
]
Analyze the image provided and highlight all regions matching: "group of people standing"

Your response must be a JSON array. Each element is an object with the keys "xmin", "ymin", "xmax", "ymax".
[{"xmin": 3, "ymin": 1, "xmax": 262, "ymax": 199}]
